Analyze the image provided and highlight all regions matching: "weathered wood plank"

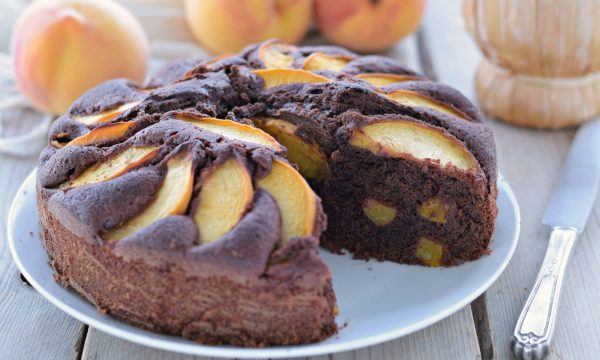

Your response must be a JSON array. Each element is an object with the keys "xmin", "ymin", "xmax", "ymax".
[
  {"xmin": 331, "ymin": 307, "xmax": 480, "ymax": 360},
  {"xmin": 82, "ymin": 307, "xmax": 480, "ymax": 360},
  {"xmin": 82, "ymin": 328, "xmax": 197, "ymax": 360},
  {"xmin": 0, "ymin": 106, "xmax": 83, "ymax": 359},
  {"xmin": 422, "ymin": 1, "xmax": 600, "ymax": 359}
]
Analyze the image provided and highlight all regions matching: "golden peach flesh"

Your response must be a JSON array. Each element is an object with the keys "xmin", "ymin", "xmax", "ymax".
[
  {"xmin": 419, "ymin": 196, "xmax": 450, "ymax": 224},
  {"xmin": 257, "ymin": 42, "xmax": 297, "ymax": 69},
  {"xmin": 253, "ymin": 117, "xmax": 329, "ymax": 179},
  {"xmin": 302, "ymin": 52, "xmax": 352, "ymax": 72},
  {"xmin": 349, "ymin": 120, "xmax": 479, "ymax": 172},
  {"xmin": 66, "ymin": 121, "xmax": 136, "ymax": 147},
  {"xmin": 72, "ymin": 102, "xmax": 139, "ymax": 125},
  {"xmin": 103, "ymin": 150, "xmax": 195, "ymax": 241},
  {"xmin": 385, "ymin": 90, "xmax": 468, "ymax": 120},
  {"xmin": 362, "ymin": 198, "xmax": 397, "ymax": 226},
  {"xmin": 194, "ymin": 157, "xmax": 254, "ymax": 244},
  {"xmin": 253, "ymin": 68, "xmax": 331, "ymax": 89},
  {"xmin": 355, "ymin": 73, "xmax": 421, "ymax": 86},
  {"xmin": 60, "ymin": 146, "xmax": 159, "ymax": 188},
  {"xmin": 415, "ymin": 237, "xmax": 444, "ymax": 267},
  {"xmin": 177, "ymin": 115, "xmax": 284, "ymax": 151},
  {"xmin": 257, "ymin": 159, "xmax": 317, "ymax": 244}
]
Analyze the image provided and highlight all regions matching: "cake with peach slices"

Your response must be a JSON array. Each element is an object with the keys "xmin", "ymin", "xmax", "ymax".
[{"xmin": 36, "ymin": 40, "xmax": 497, "ymax": 346}]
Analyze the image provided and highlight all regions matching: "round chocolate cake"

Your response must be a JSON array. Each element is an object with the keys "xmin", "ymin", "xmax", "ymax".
[{"xmin": 36, "ymin": 40, "xmax": 497, "ymax": 346}]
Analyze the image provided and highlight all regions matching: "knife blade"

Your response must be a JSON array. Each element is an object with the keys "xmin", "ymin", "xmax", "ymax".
[
  {"xmin": 512, "ymin": 117, "xmax": 600, "ymax": 360},
  {"xmin": 542, "ymin": 117, "xmax": 600, "ymax": 231}
]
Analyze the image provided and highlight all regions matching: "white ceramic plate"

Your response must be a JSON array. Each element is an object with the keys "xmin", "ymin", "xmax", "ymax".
[{"xmin": 9, "ymin": 170, "xmax": 520, "ymax": 359}]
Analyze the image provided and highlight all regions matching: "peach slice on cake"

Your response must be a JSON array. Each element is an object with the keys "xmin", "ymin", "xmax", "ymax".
[
  {"xmin": 257, "ymin": 41, "xmax": 297, "ymax": 69},
  {"xmin": 385, "ymin": 90, "xmax": 468, "ymax": 120},
  {"xmin": 60, "ymin": 146, "xmax": 159, "ymax": 188},
  {"xmin": 350, "ymin": 120, "xmax": 478, "ymax": 171},
  {"xmin": 253, "ymin": 117, "xmax": 329, "ymax": 179},
  {"xmin": 194, "ymin": 156, "xmax": 254, "ymax": 244},
  {"xmin": 176, "ymin": 115, "xmax": 284, "ymax": 151},
  {"xmin": 355, "ymin": 73, "xmax": 421, "ymax": 87},
  {"xmin": 253, "ymin": 68, "xmax": 331, "ymax": 89},
  {"xmin": 104, "ymin": 150, "xmax": 195, "ymax": 241},
  {"xmin": 257, "ymin": 159, "xmax": 318, "ymax": 244},
  {"xmin": 72, "ymin": 102, "xmax": 139, "ymax": 125},
  {"xmin": 302, "ymin": 52, "xmax": 353, "ymax": 72},
  {"xmin": 66, "ymin": 121, "xmax": 137, "ymax": 147}
]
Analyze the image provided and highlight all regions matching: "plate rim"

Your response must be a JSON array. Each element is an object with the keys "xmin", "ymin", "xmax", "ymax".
[{"xmin": 8, "ymin": 169, "xmax": 520, "ymax": 359}]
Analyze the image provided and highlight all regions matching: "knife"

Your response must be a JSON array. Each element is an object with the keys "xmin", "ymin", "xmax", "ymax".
[{"xmin": 511, "ymin": 117, "xmax": 600, "ymax": 360}]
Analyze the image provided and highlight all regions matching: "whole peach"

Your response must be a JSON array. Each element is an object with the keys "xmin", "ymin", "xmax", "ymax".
[
  {"xmin": 314, "ymin": 0, "xmax": 426, "ymax": 53},
  {"xmin": 184, "ymin": 0, "xmax": 312, "ymax": 54},
  {"xmin": 11, "ymin": 0, "xmax": 149, "ymax": 115}
]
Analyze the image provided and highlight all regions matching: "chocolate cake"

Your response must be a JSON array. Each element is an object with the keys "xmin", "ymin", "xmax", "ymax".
[{"xmin": 36, "ymin": 39, "xmax": 497, "ymax": 346}]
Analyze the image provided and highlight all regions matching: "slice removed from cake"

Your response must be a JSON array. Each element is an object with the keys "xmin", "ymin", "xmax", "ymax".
[
  {"xmin": 104, "ymin": 149, "xmax": 195, "ymax": 241},
  {"xmin": 194, "ymin": 156, "xmax": 254, "ymax": 244}
]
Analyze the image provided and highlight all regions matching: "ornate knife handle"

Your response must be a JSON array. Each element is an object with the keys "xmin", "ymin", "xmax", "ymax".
[{"xmin": 511, "ymin": 227, "xmax": 578, "ymax": 360}]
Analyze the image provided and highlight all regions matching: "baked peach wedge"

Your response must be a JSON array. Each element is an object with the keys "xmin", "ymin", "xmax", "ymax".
[
  {"xmin": 302, "ymin": 52, "xmax": 353, "ymax": 72},
  {"xmin": 257, "ymin": 159, "xmax": 318, "ymax": 245},
  {"xmin": 66, "ymin": 121, "xmax": 137, "ymax": 147},
  {"xmin": 60, "ymin": 146, "xmax": 159, "ymax": 188},
  {"xmin": 253, "ymin": 68, "xmax": 331, "ymax": 89},
  {"xmin": 384, "ymin": 89, "xmax": 468, "ymax": 120},
  {"xmin": 355, "ymin": 73, "xmax": 421, "ymax": 87},
  {"xmin": 256, "ymin": 41, "xmax": 297, "ymax": 69},
  {"xmin": 103, "ymin": 150, "xmax": 195, "ymax": 241},
  {"xmin": 194, "ymin": 156, "xmax": 254, "ymax": 244},
  {"xmin": 72, "ymin": 102, "xmax": 139, "ymax": 125},
  {"xmin": 253, "ymin": 117, "xmax": 330, "ymax": 179},
  {"xmin": 350, "ymin": 120, "xmax": 479, "ymax": 172},
  {"xmin": 175, "ymin": 114, "xmax": 284, "ymax": 151}
]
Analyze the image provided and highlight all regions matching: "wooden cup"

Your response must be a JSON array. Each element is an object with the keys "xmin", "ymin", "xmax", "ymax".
[{"xmin": 463, "ymin": 0, "xmax": 600, "ymax": 128}]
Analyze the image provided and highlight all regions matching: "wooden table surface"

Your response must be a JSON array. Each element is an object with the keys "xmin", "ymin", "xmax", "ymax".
[{"xmin": 1, "ymin": 1, "xmax": 599, "ymax": 359}]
